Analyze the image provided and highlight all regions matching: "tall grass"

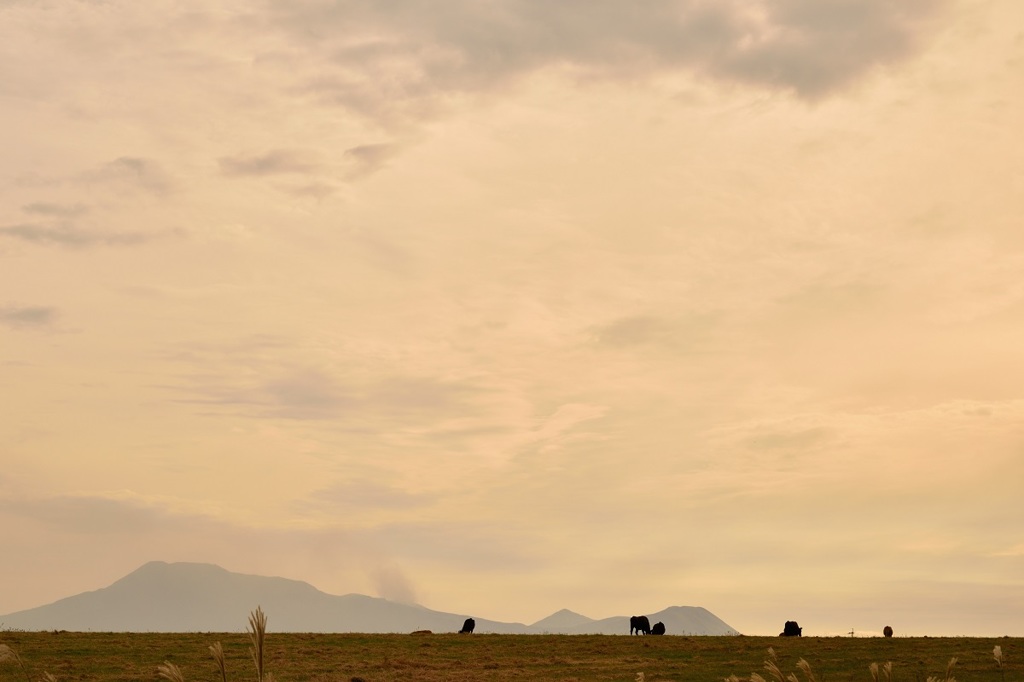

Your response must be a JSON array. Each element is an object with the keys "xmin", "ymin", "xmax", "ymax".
[
  {"xmin": 4, "ymin": 612, "xmax": 1019, "ymax": 682},
  {"xmin": 729, "ymin": 648, "xmax": 969, "ymax": 682},
  {"xmin": 869, "ymin": 660, "xmax": 894, "ymax": 682},
  {"xmin": 927, "ymin": 657, "xmax": 958, "ymax": 682},
  {"xmin": 741, "ymin": 646, "xmax": 821, "ymax": 682},
  {"xmin": 156, "ymin": 661, "xmax": 185, "ymax": 682},
  {"xmin": 0, "ymin": 643, "xmax": 55, "ymax": 682},
  {"xmin": 247, "ymin": 606, "xmax": 268, "ymax": 682},
  {"xmin": 209, "ymin": 641, "xmax": 228, "ymax": 682},
  {"xmin": 155, "ymin": 606, "xmax": 269, "ymax": 682}
]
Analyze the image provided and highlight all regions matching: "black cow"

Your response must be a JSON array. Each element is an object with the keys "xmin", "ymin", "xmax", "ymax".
[
  {"xmin": 458, "ymin": 617, "xmax": 475, "ymax": 634},
  {"xmin": 630, "ymin": 615, "xmax": 651, "ymax": 635},
  {"xmin": 651, "ymin": 621, "xmax": 666, "ymax": 635},
  {"xmin": 779, "ymin": 620, "xmax": 802, "ymax": 637},
  {"xmin": 883, "ymin": 626, "xmax": 893, "ymax": 638}
]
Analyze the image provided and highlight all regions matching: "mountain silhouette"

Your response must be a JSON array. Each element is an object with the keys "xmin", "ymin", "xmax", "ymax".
[
  {"xmin": 529, "ymin": 608, "xmax": 595, "ymax": 632},
  {"xmin": 0, "ymin": 561, "xmax": 739, "ymax": 634}
]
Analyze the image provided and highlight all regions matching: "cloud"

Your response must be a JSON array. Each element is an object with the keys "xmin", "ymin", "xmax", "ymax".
[
  {"xmin": 174, "ymin": 363, "xmax": 481, "ymax": 423},
  {"xmin": 21, "ymin": 202, "xmax": 88, "ymax": 218},
  {"xmin": 0, "ymin": 305, "xmax": 58, "ymax": 330},
  {"xmin": 344, "ymin": 143, "xmax": 398, "ymax": 179},
  {"xmin": 590, "ymin": 313, "xmax": 714, "ymax": 351},
  {"xmin": 592, "ymin": 315, "xmax": 675, "ymax": 348},
  {"xmin": 82, "ymin": 157, "xmax": 174, "ymax": 194},
  {"xmin": 302, "ymin": 480, "xmax": 434, "ymax": 514},
  {"xmin": 218, "ymin": 149, "xmax": 320, "ymax": 177},
  {"xmin": 742, "ymin": 426, "xmax": 832, "ymax": 451},
  {"xmin": 270, "ymin": 0, "xmax": 948, "ymax": 122},
  {"xmin": 263, "ymin": 369, "xmax": 350, "ymax": 419},
  {"xmin": 0, "ymin": 223, "xmax": 162, "ymax": 248},
  {"xmin": 281, "ymin": 181, "xmax": 341, "ymax": 199},
  {"xmin": 0, "ymin": 493, "xmax": 185, "ymax": 535}
]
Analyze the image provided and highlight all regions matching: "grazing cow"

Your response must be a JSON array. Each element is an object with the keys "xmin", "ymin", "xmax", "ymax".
[
  {"xmin": 651, "ymin": 621, "xmax": 666, "ymax": 635},
  {"xmin": 779, "ymin": 620, "xmax": 802, "ymax": 637},
  {"xmin": 630, "ymin": 615, "xmax": 651, "ymax": 635},
  {"xmin": 458, "ymin": 617, "xmax": 475, "ymax": 634},
  {"xmin": 883, "ymin": 626, "xmax": 893, "ymax": 638}
]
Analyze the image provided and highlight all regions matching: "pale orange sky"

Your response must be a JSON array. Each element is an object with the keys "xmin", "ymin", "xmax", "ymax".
[{"xmin": 2, "ymin": 0, "xmax": 1023, "ymax": 636}]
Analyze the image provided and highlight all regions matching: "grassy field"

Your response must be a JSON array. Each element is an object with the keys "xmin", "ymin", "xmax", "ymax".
[{"xmin": 1, "ymin": 631, "xmax": 1019, "ymax": 682}]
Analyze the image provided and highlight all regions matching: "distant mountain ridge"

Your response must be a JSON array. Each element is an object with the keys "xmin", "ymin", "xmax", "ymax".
[{"xmin": 0, "ymin": 561, "xmax": 740, "ymax": 635}]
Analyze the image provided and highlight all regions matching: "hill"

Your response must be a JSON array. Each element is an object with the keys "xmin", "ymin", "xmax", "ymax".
[{"xmin": 0, "ymin": 561, "xmax": 738, "ymax": 635}]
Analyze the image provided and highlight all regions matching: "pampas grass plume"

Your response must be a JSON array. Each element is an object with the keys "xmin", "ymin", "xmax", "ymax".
[
  {"xmin": 796, "ymin": 658, "xmax": 819, "ymax": 682},
  {"xmin": 248, "ymin": 606, "xmax": 268, "ymax": 682},
  {"xmin": 209, "ymin": 641, "xmax": 227, "ymax": 682},
  {"xmin": 0, "ymin": 643, "xmax": 32, "ymax": 682},
  {"xmin": 157, "ymin": 661, "xmax": 186, "ymax": 682}
]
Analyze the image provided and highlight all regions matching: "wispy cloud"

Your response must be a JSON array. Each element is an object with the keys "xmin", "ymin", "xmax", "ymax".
[
  {"xmin": 0, "ymin": 305, "xmax": 58, "ymax": 330},
  {"xmin": 302, "ymin": 480, "xmax": 435, "ymax": 514},
  {"xmin": 82, "ymin": 157, "xmax": 174, "ymax": 195},
  {"xmin": 0, "ymin": 493, "xmax": 185, "ymax": 535},
  {"xmin": 172, "ymin": 364, "xmax": 480, "ymax": 423},
  {"xmin": 21, "ymin": 202, "xmax": 88, "ymax": 218},
  {"xmin": 218, "ymin": 149, "xmax": 320, "ymax": 176},
  {"xmin": 344, "ymin": 143, "xmax": 398, "ymax": 179},
  {"xmin": 0, "ymin": 223, "xmax": 162, "ymax": 248},
  {"xmin": 271, "ymin": 0, "xmax": 948, "ymax": 122}
]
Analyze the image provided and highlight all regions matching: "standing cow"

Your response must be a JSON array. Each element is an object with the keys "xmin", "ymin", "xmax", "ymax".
[
  {"xmin": 458, "ymin": 617, "xmax": 475, "ymax": 634},
  {"xmin": 779, "ymin": 620, "xmax": 802, "ymax": 636},
  {"xmin": 630, "ymin": 615, "xmax": 651, "ymax": 635},
  {"xmin": 883, "ymin": 626, "xmax": 893, "ymax": 638}
]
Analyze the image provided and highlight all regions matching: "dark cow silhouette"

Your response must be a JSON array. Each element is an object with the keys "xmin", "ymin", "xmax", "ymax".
[
  {"xmin": 630, "ymin": 615, "xmax": 651, "ymax": 635},
  {"xmin": 651, "ymin": 621, "xmax": 666, "ymax": 635},
  {"xmin": 779, "ymin": 620, "xmax": 802, "ymax": 637},
  {"xmin": 458, "ymin": 617, "xmax": 475, "ymax": 633},
  {"xmin": 883, "ymin": 625, "xmax": 893, "ymax": 638}
]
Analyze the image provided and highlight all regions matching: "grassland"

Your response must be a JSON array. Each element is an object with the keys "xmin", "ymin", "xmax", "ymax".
[{"xmin": 1, "ymin": 631, "xmax": 1019, "ymax": 682}]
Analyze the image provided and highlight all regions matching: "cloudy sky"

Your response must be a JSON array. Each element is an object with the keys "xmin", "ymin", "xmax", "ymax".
[{"xmin": 2, "ymin": 0, "xmax": 1023, "ymax": 637}]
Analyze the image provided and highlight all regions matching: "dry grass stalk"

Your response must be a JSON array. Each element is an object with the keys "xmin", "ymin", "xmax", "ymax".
[
  {"xmin": 926, "ymin": 657, "xmax": 957, "ymax": 682},
  {"xmin": 742, "ymin": 648, "xmax": 820, "ymax": 682},
  {"xmin": 157, "ymin": 661, "xmax": 186, "ymax": 682},
  {"xmin": 795, "ymin": 658, "xmax": 819, "ymax": 682},
  {"xmin": 0, "ymin": 643, "xmax": 32, "ymax": 682},
  {"xmin": 41, "ymin": 672, "xmax": 58, "ymax": 682},
  {"xmin": 945, "ymin": 657, "xmax": 957, "ymax": 681},
  {"xmin": 764, "ymin": 648, "xmax": 786, "ymax": 682},
  {"xmin": 870, "ymin": 660, "xmax": 894, "ymax": 682},
  {"xmin": 209, "ymin": 642, "xmax": 228, "ymax": 682},
  {"xmin": 248, "ymin": 606, "xmax": 268, "ymax": 682}
]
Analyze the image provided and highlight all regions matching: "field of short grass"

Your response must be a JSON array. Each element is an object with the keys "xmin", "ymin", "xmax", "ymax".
[{"xmin": 2, "ymin": 630, "xmax": 1019, "ymax": 682}]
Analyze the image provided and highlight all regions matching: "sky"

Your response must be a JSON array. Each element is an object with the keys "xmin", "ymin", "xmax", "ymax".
[{"xmin": 2, "ymin": 0, "xmax": 1023, "ymax": 638}]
